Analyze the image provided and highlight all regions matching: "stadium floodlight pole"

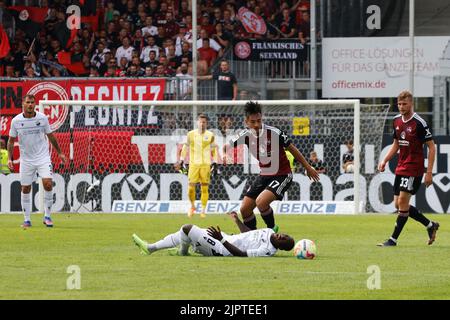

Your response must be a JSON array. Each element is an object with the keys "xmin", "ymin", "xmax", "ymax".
[
  {"xmin": 354, "ymin": 99, "xmax": 361, "ymax": 214},
  {"xmin": 192, "ymin": 0, "xmax": 198, "ymax": 121},
  {"xmin": 37, "ymin": 103, "xmax": 45, "ymax": 215},
  {"xmin": 310, "ymin": 0, "xmax": 317, "ymax": 98},
  {"xmin": 409, "ymin": 0, "xmax": 415, "ymax": 94}
]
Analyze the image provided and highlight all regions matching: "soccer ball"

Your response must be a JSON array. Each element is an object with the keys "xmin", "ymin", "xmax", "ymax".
[{"xmin": 293, "ymin": 239, "xmax": 317, "ymax": 259}]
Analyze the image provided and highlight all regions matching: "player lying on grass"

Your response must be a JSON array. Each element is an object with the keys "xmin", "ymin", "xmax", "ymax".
[{"xmin": 132, "ymin": 212, "xmax": 295, "ymax": 257}]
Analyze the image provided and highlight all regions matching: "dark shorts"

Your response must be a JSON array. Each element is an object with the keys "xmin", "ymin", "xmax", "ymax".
[
  {"xmin": 393, "ymin": 175, "xmax": 423, "ymax": 195},
  {"xmin": 244, "ymin": 174, "xmax": 293, "ymax": 200}
]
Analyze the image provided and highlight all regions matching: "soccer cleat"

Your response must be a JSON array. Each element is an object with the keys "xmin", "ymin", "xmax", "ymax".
[
  {"xmin": 43, "ymin": 217, "xmax": 54, "ymax": 228},
  {"xmin": 188, "ymin": 207, "xmax": 195, "ymax": 218},
  {"xmin": 200, "ymin": 213, "xmax": 206, "ymax": 218},
  {"xmin": 21, "ymin": 221, "xmax": 32, "ymax": 228},
  {"xmin": 132, "ymin": 233, "xmax": 151, "ymax": 255},
  {"xmin": 272, "ymin": 225, "xmax": 279, "ymax": 233},
  {"xmin": 427, "ymin": 221, "xmax": 440, "ymax": 245},
  {"xmin": 377, "ymin": 239, "xmax": 397, "ymax": 247}
]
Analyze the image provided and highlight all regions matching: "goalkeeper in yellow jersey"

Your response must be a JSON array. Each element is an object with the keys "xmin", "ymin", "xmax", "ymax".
[{"xmin": 174, "ymin": 114, "xmax": 219, "ymax": 218}]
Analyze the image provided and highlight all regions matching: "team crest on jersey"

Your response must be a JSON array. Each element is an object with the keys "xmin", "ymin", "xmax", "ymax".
[
  {"xmin": 400, "ymin": 131, "xmax": 406, "ymax": 139},
  {"xmin": 259, "ymin": 146, "xmax": 266, "ymax": 155},
  {"xmin": 396, "ymin": 126, "xmax": 399, "ymax": 130},
  {"xmin": 406, "ymin": 127, "xmax": 412, "ymax": 133}
]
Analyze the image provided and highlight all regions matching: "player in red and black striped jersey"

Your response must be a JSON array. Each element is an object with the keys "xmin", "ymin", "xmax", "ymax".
[
  {"xmin": 223, "ymin": 101, "xmax": 320, "ymax": 231},
  {"xmin": 377, "ymin": 90, "xmax": 439, "ymax": 247}
]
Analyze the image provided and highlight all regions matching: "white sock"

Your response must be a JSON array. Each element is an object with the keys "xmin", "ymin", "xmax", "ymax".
[
  {"xmin": 44, "ymin": 190, "xmax": 53, "ymax": 218},
  {"xmin": 426, "ymin": 222, "xmax": 433, "ymax": 229},
  {"xmin": 179, "ymin": 227, "xmax": 191, "ymax": 255},
  {"xmin": 21, "ymin": 192, "xmax": 32, "ymax": 222},
  {"xmin": 148, "ymin": 231, "xmax": 182, "ymax": 251}
]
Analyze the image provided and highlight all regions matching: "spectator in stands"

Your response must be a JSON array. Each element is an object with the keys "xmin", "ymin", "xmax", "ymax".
[
  {"xmin": 144, "ymin": 50, "xmax": 160, "ymax": 69},
  {"xmin": 142, "ymin": 16, "xmax": 158, "ymax": 37},
  {"xmin": 297, "ymin": 9, "xmax": 310, "ymax": 75},
  {"xmin": 98, "ymin": 52, "xmax": 113, "ymax": 76},
  {"xmin": 175, "ymin": 42, "xmax": 192, "ymax": 68},
  {"xmin": 4, "ymin": 64, "xmax": 16, "ymax": 78},
  {"xmin": 342, "ymin": 140, "xmax": 355, "ymax": 173},
  {"xmin": 158, "ymin": 55, "xmax": 175, "ymax": 76},
  {"xmin": 298, "ymin": 10, "xmax": 311, "ymax": 45},
  {"xmin": 132, "ymin": 29, "xmax": 145, "ymax": 51},
  {"xmin": 89, "ymin": 66, "xmax": 100, "ymax": 77},
  {"xmin": 177, "ymin": 0, "xmax": 192, "ymax": 21},
  {"xmin": 115, "ymin": 36, "xmax": 135, "ymax": 63},
  {"xmin": 309, "ymin": 151, "xmax": 326, "ymax": 174},
  {"xmin": 126, "ymin": 64, "xmax": 144, "ymax": 77},
  {"xmin": 24, "ymin": 66, "xmax": 37, "ymax": 78},
  {"xmin": 144, "ymin": 66, "xmax": 154, "ymax": 77},
  {"xmin": 91, "ymin": 42, "xmax": 111, "ymax": 69},
  {"xmin": 164, "ymin": 11, "xmax": 179, "ymax": 38},
  {"xmin": 141, "ymin": 35, "xmax": 161, "ymax": 62},
  {"xmin": 222, "ymin": 9, "xmax": 236, "ymax": 34},
  {"xmin": 211, "ymin": 7, "xmax": 223, "ymax": 25},
  {"xmin": 200, "ymin": 12, "xmax": 215, "ymax": 36},
  {"xmin": 292, "ymin": 0, "xmax": 310, "ymax": 25},
  {"xmin": 166, "ymin": 45, "xmax": 178, "ymax": 69},
  {"xmin": 212, "ymin": 23, "xmax": 232, "ymax": 49},
  {"xmin": 277, "ymin": 8, "xmax": 297, "ymax": 38},
  {"xmin": 198, "ymin": 38, "xmax": 218, "ymax": 73},
  {"xmin": 198, "ymin": 60, "xmax": 238, "ymax": 100},
  {"xmin": 104, "ymin": 2, "xmax": 117, "ymax": 25},
  {"xmin": 197, "ymin": 29, "xmax": 222, "ymax": 54},
  {"xmin": 175, "ymin": 62, "xmax": 193, "ymax": 100}
]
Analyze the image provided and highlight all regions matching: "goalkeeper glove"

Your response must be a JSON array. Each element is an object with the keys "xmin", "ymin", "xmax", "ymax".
[{"xmin": 178, "ymin": 161, "xmax": 188, "ymax": 175}]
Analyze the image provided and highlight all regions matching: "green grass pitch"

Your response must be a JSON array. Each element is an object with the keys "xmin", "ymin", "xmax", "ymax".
[{"xmin": 0, "ymin": 213, "xmax": 449, "ymax": 300}]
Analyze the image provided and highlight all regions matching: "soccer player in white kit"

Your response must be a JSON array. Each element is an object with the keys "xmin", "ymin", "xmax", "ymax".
[
  {"xmin": 7, "ymin": 94, "xmax": 67, "ymax": 228},
  {"xmin": 132, "ymin": 212, "xmax": 295, "ymax": 257}
]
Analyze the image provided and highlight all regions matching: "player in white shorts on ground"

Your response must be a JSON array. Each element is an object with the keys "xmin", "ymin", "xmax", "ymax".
[
  {"xmin": 132, "ymin": 211, "xmax": 295, "ymax": 257},
  {"xmin": 7, "ymin": 94, "xmax": 67, "ymax": 228}
]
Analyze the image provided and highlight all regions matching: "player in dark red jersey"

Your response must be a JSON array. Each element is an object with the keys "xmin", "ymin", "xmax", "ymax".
[
  {"xmin": 377, "ymin": 90, "xmax": 439, "ymax": 246},
  {"xmin": 222, "ymin": 101, "xmax": 320, "ymax": 231}
]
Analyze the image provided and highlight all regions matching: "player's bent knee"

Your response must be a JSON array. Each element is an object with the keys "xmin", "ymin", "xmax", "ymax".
[
  {"xmin": 255, "ymin": 197, "xmax": 271, "ymax": 211},
  {"xmin": 182, "ymin": 224, "xmax": 193, "ymax": 235}
]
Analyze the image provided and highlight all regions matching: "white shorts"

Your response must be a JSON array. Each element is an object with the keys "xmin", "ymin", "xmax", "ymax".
[
  {"xmin": 188, "ymin": 225, "xmax": 232, "ymax": 257},
  {"xmin": 20, "ymin": 161, "xmax": 53, "ymax": 186}
]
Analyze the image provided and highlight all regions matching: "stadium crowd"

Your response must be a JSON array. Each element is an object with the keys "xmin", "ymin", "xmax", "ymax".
[{"xmin": 0, "ymin": 0, "xmax": 310, "ymax": 78}]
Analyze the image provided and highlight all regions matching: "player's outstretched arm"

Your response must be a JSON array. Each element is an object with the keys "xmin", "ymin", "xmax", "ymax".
[
  {"xmin": 286, "ymin": 143, "xmax": 319, "ymax": 182},
  {"xmin": 227, "ymin": 211, "xmax": 251, "ymax": 233},
  {"xmin": 7, "ymin": 136, "xmax": 17, "ymax": 171},
  {"xmin": 47, "ymin": 133, "xmax": 67, "ymax": 164},
  {"xmin": 424, "ymin": 140, "xmax": 436, "ymax": 187},
  {"xmin": 207, "ymin": 226, "xmax": 247, "ymax": 257},
  {"xmin": 378, "ymin": 139, "xmax": 399, "ymax": 172}
]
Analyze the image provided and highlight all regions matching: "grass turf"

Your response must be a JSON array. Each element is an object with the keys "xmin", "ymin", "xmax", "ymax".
[{"xmin": 0, "ymin": 213, "xmax": 449, "ymax": 300}]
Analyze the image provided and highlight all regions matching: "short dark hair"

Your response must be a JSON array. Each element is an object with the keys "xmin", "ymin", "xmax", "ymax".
[
  {"xmin": 244, "ymin": 101, "xmax": 262, "ymax": 117},
  {"xmin": 198, "ymin": 113, "xmax": 209, "ymax": 121},
  {"xmin": 23, "ymin": 94, "xmax": 35, "ymax": 101}
]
